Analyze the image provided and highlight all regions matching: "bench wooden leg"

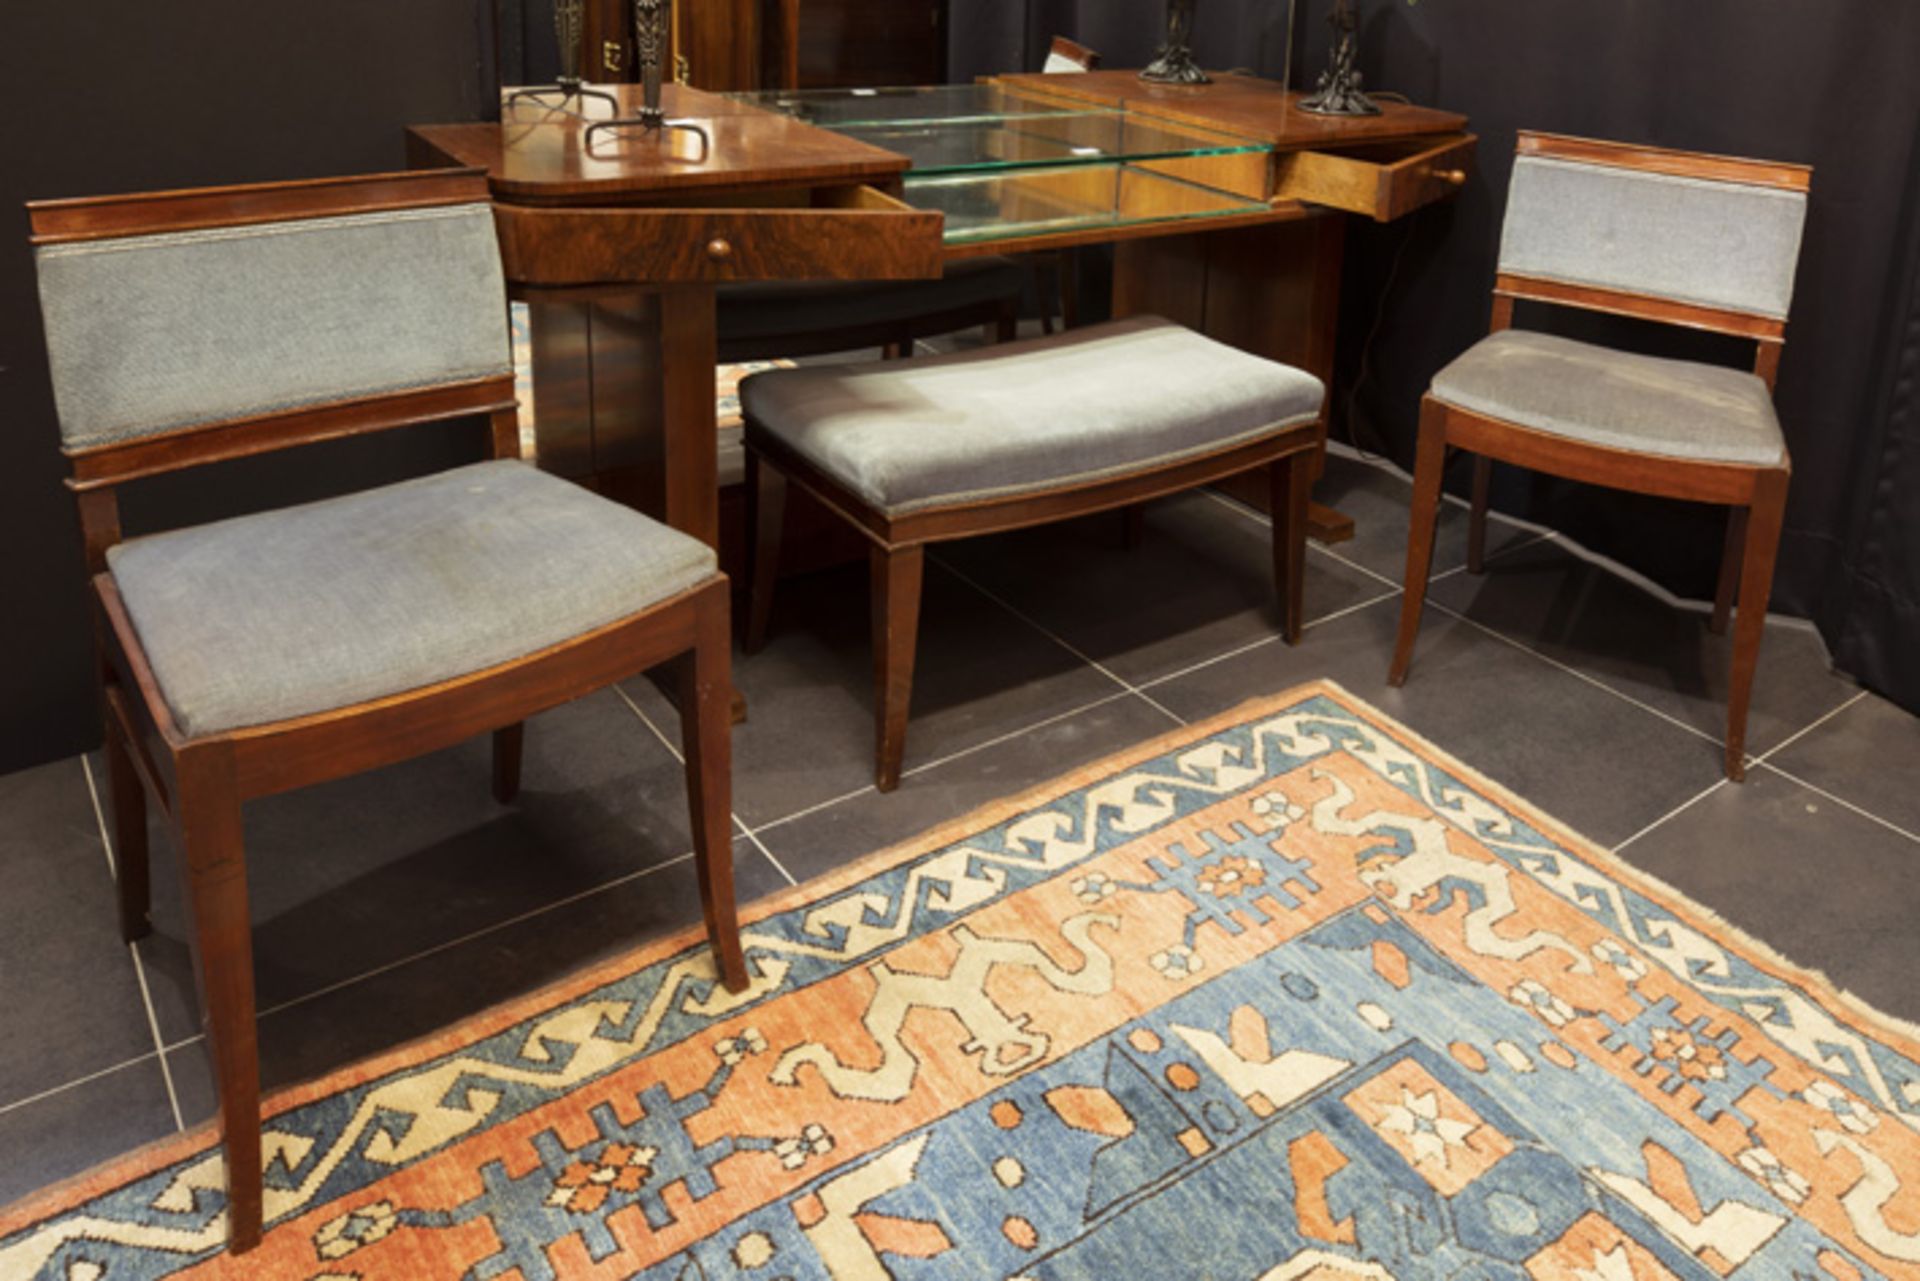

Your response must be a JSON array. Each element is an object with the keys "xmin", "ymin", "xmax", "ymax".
[
  {"xmin": 176, "ymin": 750, "xmax": 261, "ymax": 1252},
  {"xmin": 682, "ymin": 590, "xmax": 749, "ymax": 990},
  {"xmin": 745, "ymin": 449, "xmax": 786, "ymax": 654},
  {"xmin": 1725, "ymin": 471, "xmax": 1787, "ymax": 781},
  {"xmin": 871, "ymin": 543, "xmax": 925, "ymax": 793},
  {"xmin": 1270, "ymin": 451, "xmax": 1311, "ymax": 643},
  {"xmin": 491, "ymin": 723, "xmax": 524, "ymax": 804},
  {"xmin": 1389, "ymin": 399, "xmax": 1450, "ymax": 686}
]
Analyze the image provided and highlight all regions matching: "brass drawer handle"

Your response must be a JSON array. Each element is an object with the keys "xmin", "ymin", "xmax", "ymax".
[{"xmin": 706, "ymin": 237, "xmax": 733, "ymax": 261}]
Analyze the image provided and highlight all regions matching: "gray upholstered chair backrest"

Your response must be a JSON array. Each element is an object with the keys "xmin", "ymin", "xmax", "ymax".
[
  {"xmin": 1497, "ymin": 143, "xmax": 1809, "ymax": 322},
  {"xmin": 35, "ymin": 201, "xmax": 511, "ymax": 451}
]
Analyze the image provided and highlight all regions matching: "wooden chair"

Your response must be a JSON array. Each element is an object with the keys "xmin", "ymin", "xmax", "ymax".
[
  {"xmin": 1387, "ymin": 132, "xmax": 1811, "ymax": 780},
  {"xmin": 28, "ymin": 169, "xmax": 750, "ymax": 1253},
  {"xmin": 741, "ymin": 317, "xmax": 1325, "ymax": 790}
]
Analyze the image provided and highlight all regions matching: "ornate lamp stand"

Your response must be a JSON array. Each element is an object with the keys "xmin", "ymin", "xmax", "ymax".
[
  {"xmin": 584, "ymin": 0, "xmax": 711, "ymax": 158},
  {"xmin": 1139, "ymin": 0, "xmax": 1210, "ymax": 85},
  {"xmin": 505, "ymin": 0, "xmax": 622, "ymax": 118},
  {"xmin": 1299, "ymin": 0, "xmax": 1380, "ymax": 116}
]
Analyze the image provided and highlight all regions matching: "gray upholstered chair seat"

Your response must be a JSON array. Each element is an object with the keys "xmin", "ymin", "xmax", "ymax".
[
  {"xmin": 740, "ymin": 315, "xmax": 1325, "ymax": 514},
  {"xmin": 717, "ymin": 256, "xmax": 1026, "ymax": 350},
  {"xmin": 107, "ymin": 460, "xmax": 717, "ymax": 737},
  {"xmin": 1430, "ymin": 329, "xmax": 1785, "ymax": 466}
]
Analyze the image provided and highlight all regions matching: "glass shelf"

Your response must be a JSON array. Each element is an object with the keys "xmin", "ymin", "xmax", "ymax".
[
  {"xmin": 906, "ymin": 164, "xmax": 1269, "ymax": 245},
  {"xmin": 836, "ymin": 113, "xmax": 1264, "ymax": 177},
  {"xmin": 725, "ymin": 83, "xmax": 1095, "ymax": 129}
]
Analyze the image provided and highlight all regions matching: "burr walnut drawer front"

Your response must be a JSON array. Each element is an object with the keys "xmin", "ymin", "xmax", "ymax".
[
  {"xmin": 491, "ymin": 186, "xmax": 945, "ymax": 286},
  {"xmin": 1272, "ymin": 132, "xmax": 1477, "ymax": 222}
]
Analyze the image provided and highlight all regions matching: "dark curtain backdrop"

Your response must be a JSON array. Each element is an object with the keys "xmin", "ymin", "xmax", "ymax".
[
  {"xmin": 954, "ymin": 0, "xmax": 1920, "ymax": 715},
  {"xmin": 0, "ymin": 2, "xmax": 498, "ymax": 773}
]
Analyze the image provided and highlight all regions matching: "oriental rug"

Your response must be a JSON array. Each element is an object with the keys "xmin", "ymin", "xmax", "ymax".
[{"xmin": 6, "ymin": 681, "xmax": 1920, "ymax": 1280}]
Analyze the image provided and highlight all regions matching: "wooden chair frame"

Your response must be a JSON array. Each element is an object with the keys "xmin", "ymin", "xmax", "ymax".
[
  {"xmin": 744, "ymin": 420, "xmax": 1322, "ymax": 791},
  {"xmin": 1387, "ymin": 131, "xmax": 1810, "ymax": 781},
  {"xmin": 30, "ymin": 169, "xmax": 749, "ymax": 1253}
]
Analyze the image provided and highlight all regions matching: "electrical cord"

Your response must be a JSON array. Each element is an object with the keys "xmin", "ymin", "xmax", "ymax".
[{"xmin": 1339, "ymin": 213, "xmax": 1422, "ymax": 462}]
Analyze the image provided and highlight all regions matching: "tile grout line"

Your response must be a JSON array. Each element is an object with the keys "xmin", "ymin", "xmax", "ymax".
[
  {"xmin": 1751, "ymin": 689, "xmax": 1868, "ymax": 766},
  {"xmin": 1611, "ymin": 776, "xmax": 1730, "ymax": 854},
  {"xmin": 1132, "ymin": 585, "xmax": 1404, "ymax": 695},
  {"xmin": 1424, "ymin": 600, "xmax": 1729, "ymax": 750},
  {"xmin": 236, "ymin": 852, "xmax": 700, "ymax": 1036},
  {"xmin": 736, "ymin": 820, "xmax": 799, "ymax": 886},
  {"xmin": 928, "ymin": 552, "xmax": 1188, "ymax": 726},
  {"xmin": 0, "ymin": 1049, "xmax": 163, "ymax": 1120},
  {"xmin": 81, "ymin": 755, "xmax": 185, "ymax": 1131},
  {"xmin": 614, "ymin": 683, "xmax": 798, "ymax": 886},
  {"xmin": 1757, "ymin": 761, "xmax": 1920, "ymax": 848},
  {"xmin": 159, "ymin": 850, "xmax": 706, "ymax": 1055}
]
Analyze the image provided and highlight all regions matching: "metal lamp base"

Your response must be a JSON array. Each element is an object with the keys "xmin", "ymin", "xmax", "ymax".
[
  {"xmin": 504, "ymin": 79, "xmax": 623, "ymax": 120},
  {"xmin": 584, "ymin": 111, "xmax": 712, "ymax": 162},
  {"xmin": 1299, "ymin": 76, "xmax": 1380, "ymax": 116}
]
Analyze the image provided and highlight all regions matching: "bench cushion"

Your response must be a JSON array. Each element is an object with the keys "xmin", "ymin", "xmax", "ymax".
[
  {"xmin": 1430, "ymin": 329, "xmax": 1785, "ymax": 466},
  {"xmin": 740, "ymin": 316, "xmax": 1324, "ymax": 515},
  {"xmin": 108, "ymin": 460, "xmax": 717, "ymax": 737}
]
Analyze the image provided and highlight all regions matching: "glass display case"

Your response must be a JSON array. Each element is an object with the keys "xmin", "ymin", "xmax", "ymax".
[{"xmin": 728, "ymin": 83, "xmax": 1273, "ymax": 243}]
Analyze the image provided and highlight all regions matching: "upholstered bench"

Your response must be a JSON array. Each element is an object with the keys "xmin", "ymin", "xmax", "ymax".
[{"xmin": 739, "ymin": 315, "xmax": 1326, "ymax": 790}]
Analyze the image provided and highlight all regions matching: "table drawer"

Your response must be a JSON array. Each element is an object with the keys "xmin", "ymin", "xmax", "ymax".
[
  {"xmin": 493, "ymin": 185, "xmax": 943, "ymax": 286},
  {"xmin": 1272, "ymin": 132, "xmax": 1475, "ymax": 221}
]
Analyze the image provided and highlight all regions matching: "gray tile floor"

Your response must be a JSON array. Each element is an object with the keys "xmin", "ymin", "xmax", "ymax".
[{"xmin": 3, "ymin": 444, "xmax": 1917, "ymax": 1213}]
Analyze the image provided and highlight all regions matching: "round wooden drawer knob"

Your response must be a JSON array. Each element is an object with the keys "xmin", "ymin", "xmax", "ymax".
[
  {"xmin": 706, "ymin": 237, "xmax": 733, "ymax": 261},
  {"xmin": 1435, "ymin": 168, "xmax": 1467, "ymax": 187}
]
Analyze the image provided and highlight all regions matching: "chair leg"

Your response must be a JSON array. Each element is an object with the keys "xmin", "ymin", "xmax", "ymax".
[
  {"xmin": 491, "ymin": 723, "xmax": 524, "ymax": 804},
  {"xmin": 1725, "ymin": 471, "xmax": 1787, "ymax": 781},
  {"xmin": 1466, "ymin": 455, "xmax": 1492, "ymax": 574},
  {"xmin": 993, "ymin": 296, "xmax": 1019, "ymax": 344},
  {"xmin": 1388, "ymin": 399, "xmax": 1450, "ymax": 686},
  {"xmin": 103, "ymin": 694, "xmax": 151, "ymax": 942},
  {"xmin": 871, "ymin": 543, "xmax": 925, "ymax": 793},
  {"xmin": 175, "ymin": 751, "xmax": 261, "ymax": 1252},
  {"xmin": 1120, "ymin": 504, "xmax": 1146, "ymax": 551},
  {"xmin": 744, "ymin": 449, "xmax": 787, "ymax": 654},
  {"xmin": 1058, "ymin": 249, "xmax": 1079, "ymax": 330},
  {"xmin": 1711, "ymin": 505, "xmax": 1748, "ymax": 637},
  {"xmin": 1271, "ymin": 449, "xmax": 1312, "ymax": 644},
  {"xmin": 680, "ymin": 594, "xmax": 749, "ymax": 992}
]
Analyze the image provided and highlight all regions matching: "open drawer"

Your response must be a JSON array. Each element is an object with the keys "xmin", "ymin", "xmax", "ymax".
[
  {"xmin": 490, "ymin": 185, "xmax": 944, "ymax": 287},
  {"xmin": 1272, "ymin": 132, "xmax": 1476, "ymax": 221}
]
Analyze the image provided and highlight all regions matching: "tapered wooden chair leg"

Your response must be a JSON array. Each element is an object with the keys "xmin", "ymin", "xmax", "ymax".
[
  {"xmin": 871, "ymin": 543, "xmax": 925, "ymax": 793},
  {"xmin": 682, "ymin": 590, "xmax": 748, "ymax": 992},
  {"xmin": 176, "ymin": 756, "xmax": 262, "ymax": 1252},
  {"xmin": 1389, "ymin": 400, "xmax": 1450, "ymax": 686},
  {"xmin": 103, "ymin": 697, "xmax": 152, "ymax": 942},
  {"xmin": 1270, "ymin": 449, "xmax": 1311, "ymax": 644},
  {"xmin": 744, "ymin": 448, "xmax": 787, "ymax": 654},
  {"xmin": 1466, "ymin": 455, "xmax": 1492, "ymax": 574},
  {"xmin": 1710, "ymin": 506, "xmax": 1748, "ymax": 637},
  {"xmin": 994, "ymin": 297, "xmax": 1019, "ymax": 344},
  {"xmin": 1724, "ymin": 472, "xmax": 1788, "ymax": 781},
  {"xmin": 491, "ymin": 723, "xmax": 524, "ymax": 804}
]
